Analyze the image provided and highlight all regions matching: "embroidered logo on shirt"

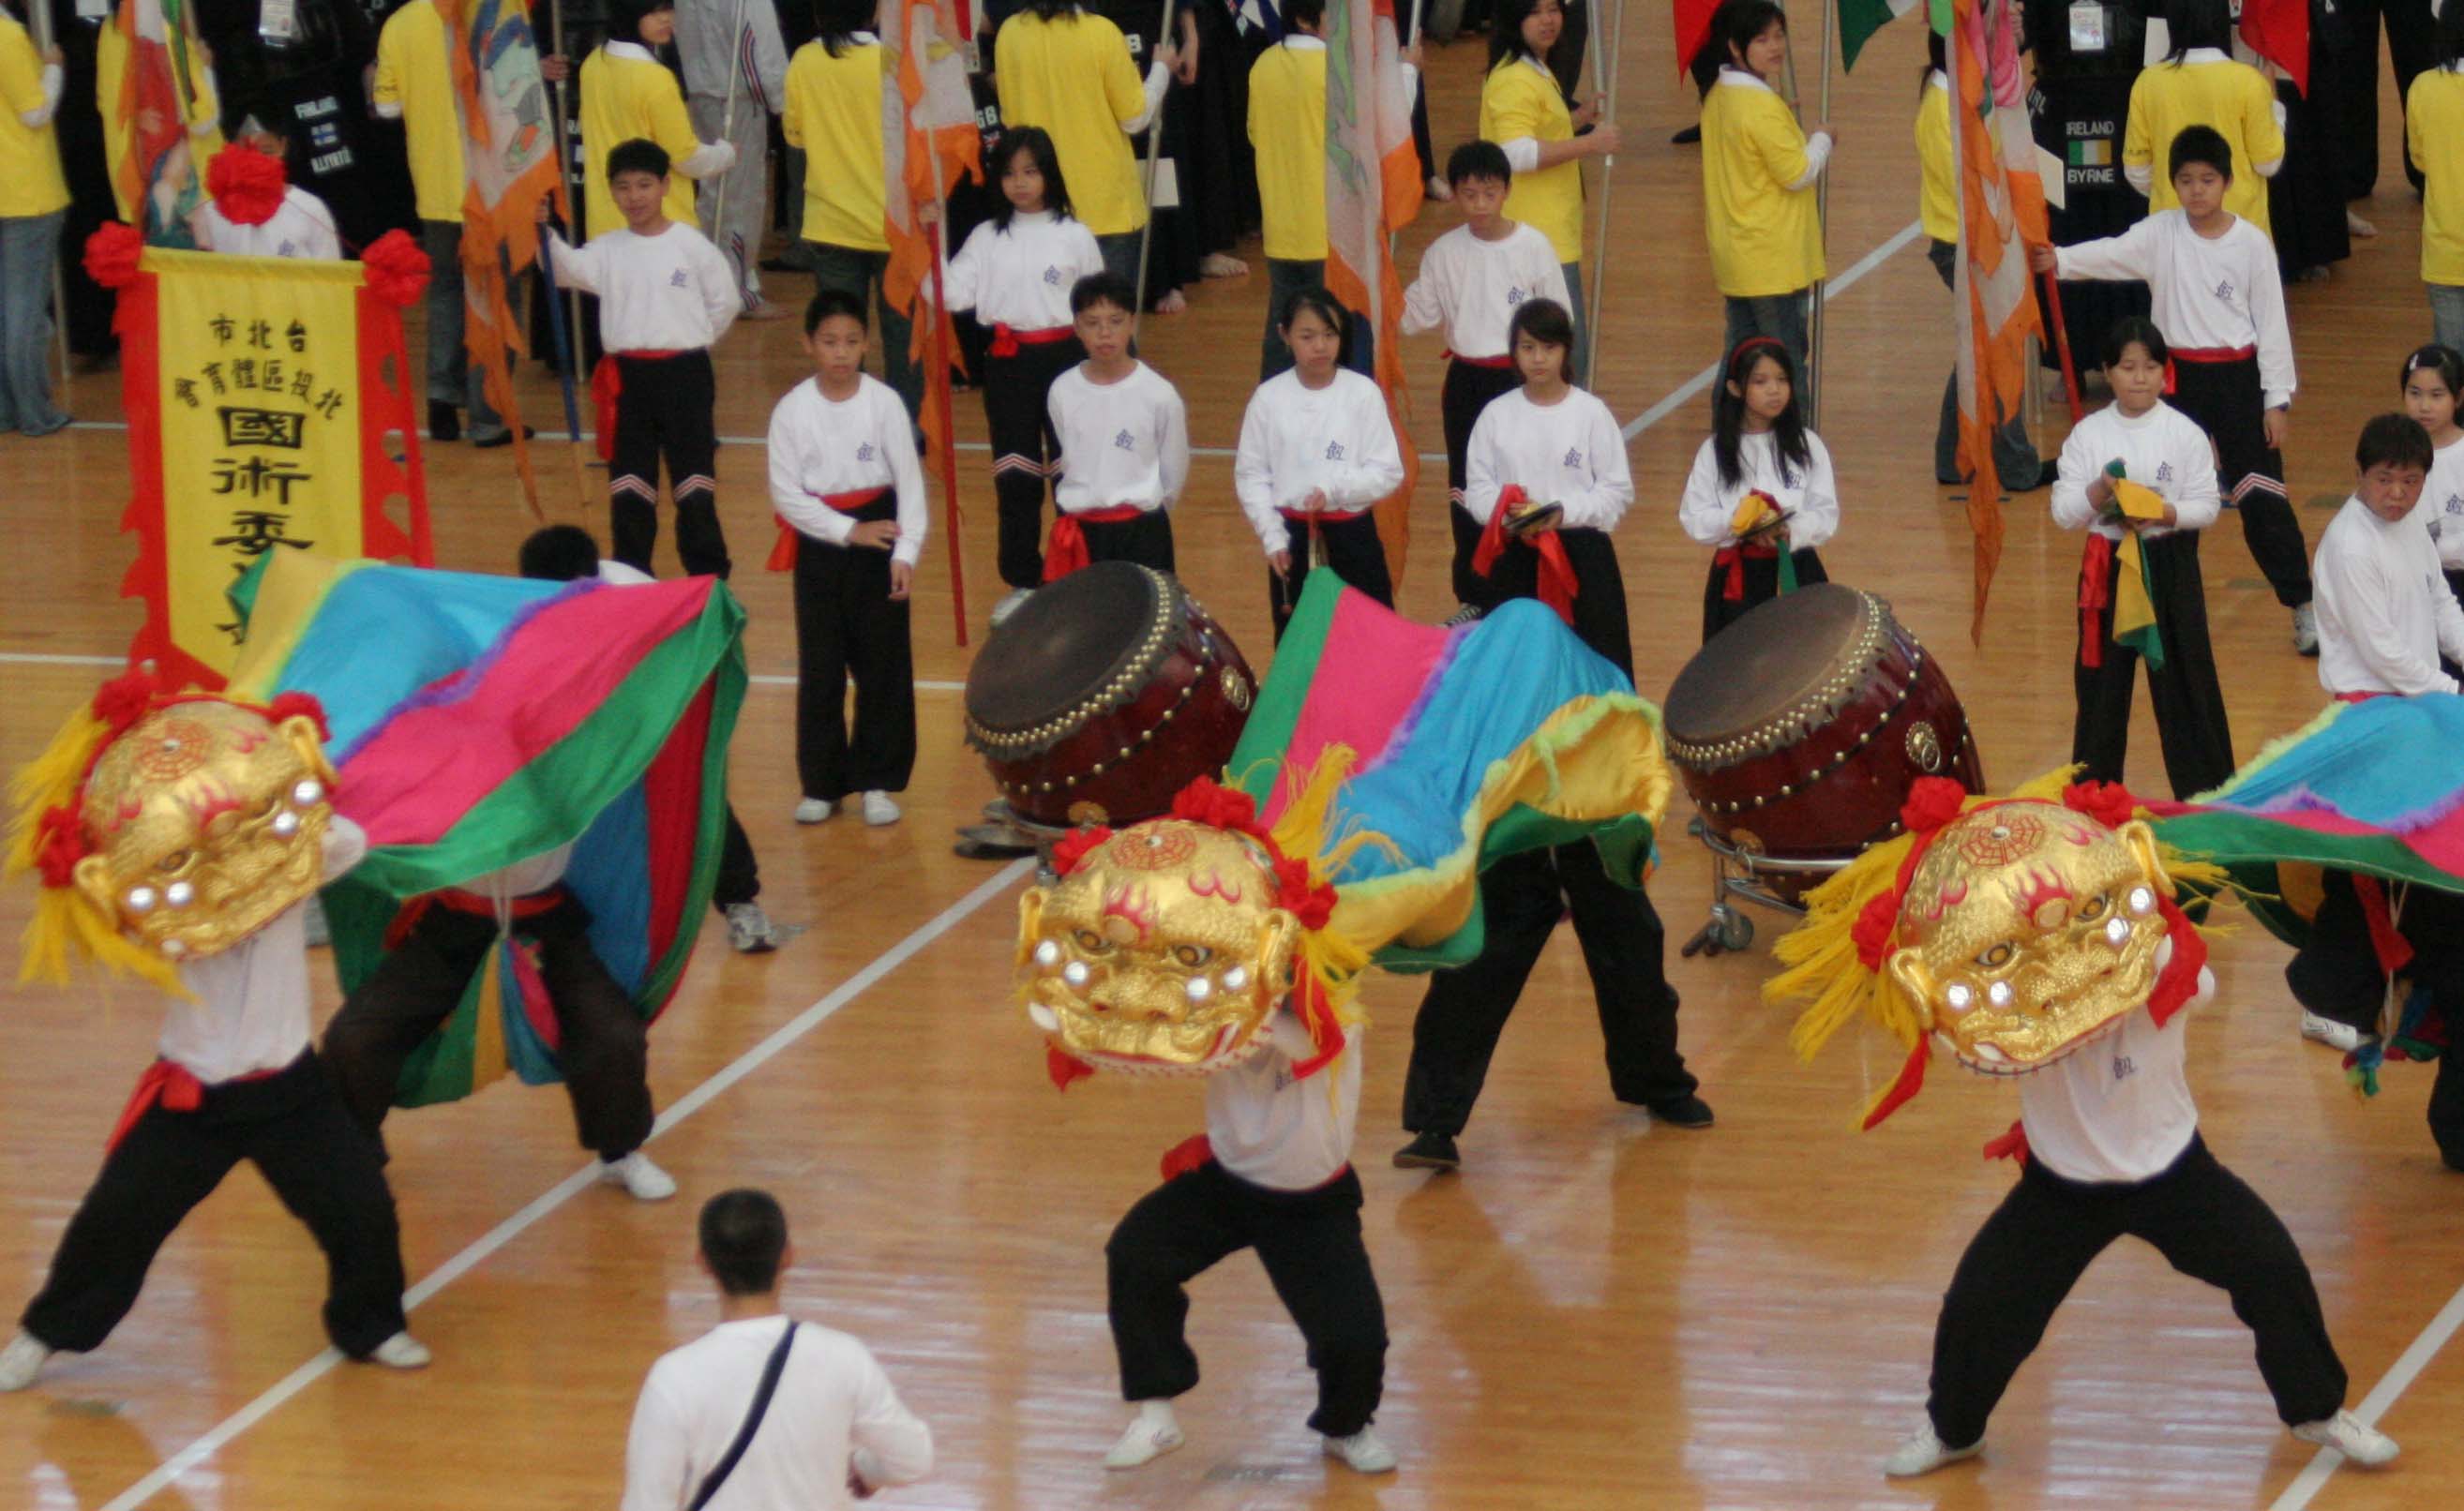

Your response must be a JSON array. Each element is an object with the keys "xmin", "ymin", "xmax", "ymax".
[
  {"xmin": 1043, "ymin": 265, "xmax": 1062, "ymax": 285},
  {"xmin": 2112, "ymin": 1054, "xmax": 2136, "ymax": 1083},
  {"xmin": 1563, "ymin": 447, "xmax": 1583, "ymax": 469},
  {"xmin": 2213, "ymin": 277, "xmax": 2235, "ymax": 303},
  {"xmin": 2445, "ymin": 494, "xmax": 2463, "ymax": 516},
  {"xmin": 1325, "ymin": 441, "xmax": 1345, "ymax": 461},
  {"xmin": 670, "ymin": 268, "xmax": 689, "ymax": 288},
  {"xmin": 2156, "ymin": 461, "xmax": 2174, "ymax": 483},
  {"xmin": 1506, "ymin": 286, "xmax": 1527, "ymax": 306},
  {"xmin": 857, "ymin": 441, "xmax": 876, "ymax": 463},
  {"xmin": 1114, "ymin": 428, "xmax": 1135, "ymax": 451}
]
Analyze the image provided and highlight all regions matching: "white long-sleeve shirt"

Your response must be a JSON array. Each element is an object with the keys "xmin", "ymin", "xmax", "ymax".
[
  {"xmin": 158, "ymin": 817, "xmax": 365, "ymax": 1085},
  {"xmin": 191, "ymin": 187, "xmax": 343, "ymax": 262},
  {"xmin": 2020, "ymin": 965, "xmax": 2212, "ymax": 1184},
  {"xmin": 1208, "ymin": 1017, "xmax": 1360, "ymax": 1190},
  {"xmin": 1047, "ymin": 361, "xmax": 1189, "ymax": 516},
  {"xmin": 1676, "ymin": 429, "xmax": 1840, "ymax": 549},
  {"xmin": 2316, "ymin": 493, "xmax": 2464, "ymax": 696},
  {"xmin": 547, "ymin": 223, "xmax": 740, "ymax": 352},
  {"xmin": 18, "ymin": 61, "xmax": 60, "ymax": 127},
  {"xmin": 2408, "ymin": 433, "xmax": 2464, "ymax": 571},
  {"xmin": 2052, "ymin": 209, "xmax": 2297, "ymax": 409},
  {"xmin": 620, "ymin": 1315, "xmax": 933, "ymax": 1511},
  {"xmin": 765, "ymin": 375, "xmax": 929, "ymax": 567},
  {"xmin": 937, "ymin": 210, "xmax": 1105, "ymax": 330},
  {"xmin": 1232, "ymin": 369, "xmax": 1405, "ymax": 556},
  {"xmin": 2049, "ymin": 400, "xmax": 2222, "ymax": 544},
  {"xmin": 1398, "ymin": 221, "xmax": 1570, "ymax": 360},
  {"xmin": 1463, "ymin": 386, "xmax": 1633, "ymax": 531}
]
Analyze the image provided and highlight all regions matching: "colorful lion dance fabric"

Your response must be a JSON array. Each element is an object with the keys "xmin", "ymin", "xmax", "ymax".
[{"xmin": 227, "ymin": 553, "xmax": 747, "ymax": 1105}]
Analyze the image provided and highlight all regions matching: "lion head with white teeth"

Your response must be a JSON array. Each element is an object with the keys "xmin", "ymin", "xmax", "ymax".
[{"xmin": 1882, "ymin": 799, "xmax": 2174, "ymax": 1076}]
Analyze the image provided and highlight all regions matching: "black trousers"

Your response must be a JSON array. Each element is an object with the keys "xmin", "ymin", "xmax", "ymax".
[
  {"xmin": 714, "ymin": 804, "xmax": 759, "ymax": 909},
  {"xmin": 983, "ymin": 338, "xmax": 1084, "ymax": 589},
  {"xmin": 1700, "ymin": 547, "xmax": 1828, "ymax": 644},
  {"xmin": 792, "ymin": 497, "xmax": 918, "ymax": 801},
  {"xmin": 1926, "ymin": 1135, "xmax": 2347, "ymax": 1450},
  {"xmin": 1441, "ymin": 360, "xmax": 1524, "ymax": 605},
  {"xmin": 609, "ymin": 350, "xmax": 729, "ymax": 580},
  {"xmin": 2328, "ymin": 0, "xmax": 2436, "ymax": 198},
  {"xmin": 1078, "ymin": 510, "xmax": 1177, "ymax": 574},
  {"xmin": 1105, "ymin": 1162, "xmax": 1387, "ymax": 1437},
  {"xmin": 2070, "ymin": 532, "xmax": 2237, "ymax": 800},
  {"xmin": 2168, "ymin": 356, "xmax": 2310, "ymax": 609},
  {"xmin": 2286, "ymin": 874, "xmax": 2464, "ymax": 1167},
  {"xmin": 1468, "ymin": 525, "xmax": 1636, "ymax": 681},
  {"xmin": 1402, "ymin": 845, "xmax": 1696, "ymax": 1136},
  {"xmin": 1270, "ymin": 514, "xmax": 1393, "ymax": 641},
  {"xmin": 323, "ymin": 892, "xmax": 654, "ymax": 1161},
  {"xmin": 22, "ymin": 1052, "xmax": 407, "ymax": 1359}
]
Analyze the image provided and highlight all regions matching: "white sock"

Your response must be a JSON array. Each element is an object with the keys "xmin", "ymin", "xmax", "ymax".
[{"xmin": 1135, "ymin": 1399, "xmax": 1178, "ymax": 1429}]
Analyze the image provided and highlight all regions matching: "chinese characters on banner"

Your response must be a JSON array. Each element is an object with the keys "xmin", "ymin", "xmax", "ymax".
[{"xmin": 119, "ymin": 248, "xmax": 430, "ymax": 686}]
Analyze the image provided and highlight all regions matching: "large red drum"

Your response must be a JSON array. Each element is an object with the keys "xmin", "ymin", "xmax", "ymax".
[
  {"xmin": 1660, "ymin": 584, "xmax": 1984, "ymax": 901},
  {"xmin": 964, "ymin": 562, "xmax": 1257, "ymax": 830}
]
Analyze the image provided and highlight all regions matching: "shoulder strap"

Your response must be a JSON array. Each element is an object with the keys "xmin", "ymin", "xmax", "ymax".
[{"xmin": 686, "ymin": 1322, "xmax": 799, "ymax": 1511}]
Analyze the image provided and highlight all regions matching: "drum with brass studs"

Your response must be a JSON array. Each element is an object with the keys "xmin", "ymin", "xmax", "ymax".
[
  {"xmin": 964, "ymin": 562, "xmax": 1257, "ymax": 830},
  {"xmin": 1661, "ymin": 583, "xmax": 1984, "ymax": 906}
]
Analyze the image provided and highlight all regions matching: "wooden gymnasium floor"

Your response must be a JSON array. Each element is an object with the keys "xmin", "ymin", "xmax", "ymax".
[{"xmin": 3, "ymin": 22, "xmax": 2459, "ymax": 1511}]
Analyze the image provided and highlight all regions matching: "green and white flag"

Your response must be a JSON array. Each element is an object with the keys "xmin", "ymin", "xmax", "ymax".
[{"xmin": 1838, "ymin": 0, "xmax": 1922, "ymax": 70}]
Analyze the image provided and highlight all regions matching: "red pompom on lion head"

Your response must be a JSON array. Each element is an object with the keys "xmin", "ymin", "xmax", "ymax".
[{"xmin": 1899, "ymin": 776, "xmax": 1971, "ymax": 836}]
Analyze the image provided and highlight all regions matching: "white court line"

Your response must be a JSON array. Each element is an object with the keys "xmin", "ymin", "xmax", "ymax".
[
  {"xmin": 1620, "ymin": 220, "xmax": 1924, "ymax": 442},
  {"xmin": 96, "ymin": 857, "xmax": 1035, "ymax": 1511},
  {"xmin": 2267, "ymin": 1279, "xmax": 2464, "ymax": 1509},
  {"xmin": 0, "ymin": 649, "xmax": 970, "ymax": 694}
]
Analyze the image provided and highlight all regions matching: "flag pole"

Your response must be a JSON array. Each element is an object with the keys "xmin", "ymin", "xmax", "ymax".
[
  {"xmin": 535, "ymin": 235, "xmax": 593, "ymax": 508},
  {"xmin": 1804, "ymin": 0, "xmax": 1831, "ymax": 429},
  {"xmin": 28, "ymin": 0, "xmax": 69, "ymax": 404},
  {"xmin": 925, "ymin": 124, "xmax": 969, "ymax": 646},
  {"xmin": 548, "ymin": 0, "xmax": 587, "ymax": 381},
  {"xmin": 1582, "ymin": 0, "xmax": 1623, "ymax": 382},
  {"xmin": 1132, "ymin": 0, "xmax": 1180, "ymax": 327},
  {"xmin": 707, "ymin": 0, "xmax": 752, "ymax": 277}
]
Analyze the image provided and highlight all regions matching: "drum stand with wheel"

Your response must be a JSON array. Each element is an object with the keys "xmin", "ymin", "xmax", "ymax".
[{"xmin": 1678, "ymin": 816, "xmax": 1849, "ymax": 958}]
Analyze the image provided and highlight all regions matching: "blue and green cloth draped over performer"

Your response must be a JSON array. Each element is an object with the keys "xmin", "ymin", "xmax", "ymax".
[
  {"xmin": 226, "ymin": 552, "xmax": 747, "ymax": 1107},
  {"xmin": 1226, "ymin": 571, "xmax": 1673, "ymax": 971}
]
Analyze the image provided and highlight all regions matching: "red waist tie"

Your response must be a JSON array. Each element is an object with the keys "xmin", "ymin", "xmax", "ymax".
[
  {"xmin": 1711, "ymin": 540, "xmax": 1780, "ymax": 602},
  {"xmin": 2162, "ymin": 344, "xmax": 2256, "ymax": 396},
  {"xmin": 108, "ymin": 1059, "xmax": 280, "ymax": 1152},
  {"xmin": 767, "ymin": 486, "xmax": 892, "ymax": 572},
  {"xmin": 989, "ymin": 322, "xmax": 1073, "ymax": 359},
  {"xmin": 1983, "ymin": 1118, "xmax": 2031, "ymax": 1166},
  {"xmin": 1470, "ymin": 485, "xmax": 1578, "ymax": 624},
  {"xmin": 1444, "ymin": 351, "xmax": 1515, "ymax": 369},
  {"xmin": 383, "ymin": 884, "xmax": 567, "ymax": 950},
  {"xmin": 2077, "ymin": 532, "xmax": 2115, "ymax": 669},
  {"xmin": 1043, "ymin": 505, "xmax": 1148, "ymax": 582},
  {"xmin": 590, "ymin": 349, "xmax": 687, "ymax": 462}
]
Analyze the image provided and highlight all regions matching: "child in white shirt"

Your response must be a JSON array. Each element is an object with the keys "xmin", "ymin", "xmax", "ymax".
[
  {"xmin": 1678, "ymin": 337, "xmax": 1838, "ymax": 643},
  {"xmin": 188, "ymin": 115, "xmax": 342, "ymax": 262},
  {"xmin": 1042, "ymin": 271, "xmax": 1189, "ymax": 581}
]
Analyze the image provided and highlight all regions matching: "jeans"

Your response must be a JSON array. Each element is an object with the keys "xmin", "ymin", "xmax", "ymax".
[
  {"xmin": 1259, "ymin": 257, "xmax": 1376, "ymax": 381},
  {"xmin": 1722, "ymin": 290, "xmax": 1810, "ymax": 409},
  {"xmin": 2434, "ymin": 283, "xmax": 2464, "ymax": 357},
  {"xmin": 420, "ymin": 220, "xmax": 503, "ymax": 436},
  {"xmin": 808, "ymin": 242, "xmax": 921, "ymax": 421},
  {"xmin": 0, "ymin": 209, "xmax": 68, "ymax": 435}
]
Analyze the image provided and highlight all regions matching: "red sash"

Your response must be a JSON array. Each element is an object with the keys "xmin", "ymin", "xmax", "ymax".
[
  {"xmin": 108, "ymin": 1059, "xmax": 279, "ymax": 1152},
  {"xmin": 1444, "ymin": 351, "xmax": 1515, "ymax": 369},
  {"xmin": 1043, "ymin": 505, "xmax": 1148, "ymax": 582},
  {"xmin": 382, "ymin": 884, "xmax": 566, "ymax": 951},
  {"xmin": 590, "ymin": 350, "xmax": 687, "ymax": 462},
  {"xmin": 766, "ymin": 486, "xmax": 893, "ymax": 572},
  {"xmin": 2162, "ymin": 344, "xmax": 2256, "ymax": 396},
  {"xmin": 1470, "ymin": 485, "xmax": 1578, "ymax": 624},
  {"xmin": 1711, "ymin": 540, "xmax": 1780, "ymax": 603},
  {"xmin": 989, "ymin": 322, "xmax": 1073, "ymax": 359},
  {"xmin": 2077, "ymin": 532, "xmax": 2115, "ymax": 668}
]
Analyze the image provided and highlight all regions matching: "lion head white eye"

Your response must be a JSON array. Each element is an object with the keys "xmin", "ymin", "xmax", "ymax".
[
  {"xmin": 2127, "ymin": 886, "xmax": 2155, "ymax": 916},
  {"xmin": 1061, "ymin": 960, "xmax": 1089, "ymax": 988},
  {"xmin": 126, "ymin": 886, "xmax": 159, "ymax": 915},
  {"xmin": 164, "ymin": 880, "xmax": 195, "ymax": 908},
  {"xmin": 293, "ymin": 779, "xmax": 324, "ymax": 807},
  {"xmin": 2105, "ymin": 916, "xmax": 2130, "ymax": 947},
  {"xmin": 1184, "ymin": 976, "xmax": 1213, "ymax": 1003},
  {"xmin": 1987, "ymin": 980, "xmax": 2015, "ymax": 1008},
  {"xmin": 160, "ymin": 937, "xmax": 187, "ymax": 958},
  {"xmin": 1222, "ymin": 965, "xmax": 1248, "ymax": 991},
  {"xmin": 271, "ymin": 811, "xmax": 300, "ymax": 838},
  {"xmin": 1033, "ymin": 939, "xmax": 1061, "ymax": 968},
  {"xmin": 1944, "ymin": 982, "xmax": 1974, "ymax": 1014}
]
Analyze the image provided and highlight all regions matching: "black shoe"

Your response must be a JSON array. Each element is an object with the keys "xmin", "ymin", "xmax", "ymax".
[
  {"xmin": 428, "ymin": 400, "xmax": 460, "ymax": 442},
  {"xmin": 471, "ymin": 425, "xmax": 537, "ymax": 450},
  {"xmin": 1392, "ymin": 1130, "xmax": 1461, "ymax": 1171},
  {"xmin": 1647, "ymin": 1095, "xmax": 1716, "ymax": 1129},
  {"xmin": 1671, "ymin": 124, "xmax": 1703, "ymax": 144},
  {"xmin": 758, "ymin": 255, "xmax": 808, "ymax": 274}
]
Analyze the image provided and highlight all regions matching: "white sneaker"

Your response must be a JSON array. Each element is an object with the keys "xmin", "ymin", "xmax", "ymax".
[
  {"xmin": 724, "ymin": 902, "xmax": 780, "ymax": 954},
  {"xmin": 599, "ymin": 1151, "xmax": 678, "ymax": 1201},
  {"xmin": 1882, "ymin": 1423, "xmax": 1981, "ymax": 1478},
  {"xmin": 989, "ymin": 587, "xmax": 1034, "ymax": 628},
  {"xmin": 2300, "ymin": 1010, "xmax": 2364, "ymax": 1054},
  {"xmin": 0, "ymin": 1332, "xmax": 53, "ymax": 1391},
  {"xmin": 2292, "ymin": 603, "xmax": 2320, "ymax": 656},
  {"xmin": 1323, "ymin": 1426, "xmax": 1398, "ymax": 1474},
  {"xmin": 861, "ymin": 791, "xmax": 902, "ymax": 827},
  {"xmin": 794, "ymin": 797, "xmax": 834, "ymax": 825},
  {"xmin": 368, "ymin": 1332, "xmax": 431, "ymax": 1370},
  {"xmin": 2347, "ymin": 207, "xmax": 2379, "ymax": 238},
  {"xmin": 1104, "ymin": 1404, "xmax": 1186, "ymax": 1470},
  {"xmin": 2292, "ymin": 1409, "xmax": 2399, "ymax": 1466}
]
